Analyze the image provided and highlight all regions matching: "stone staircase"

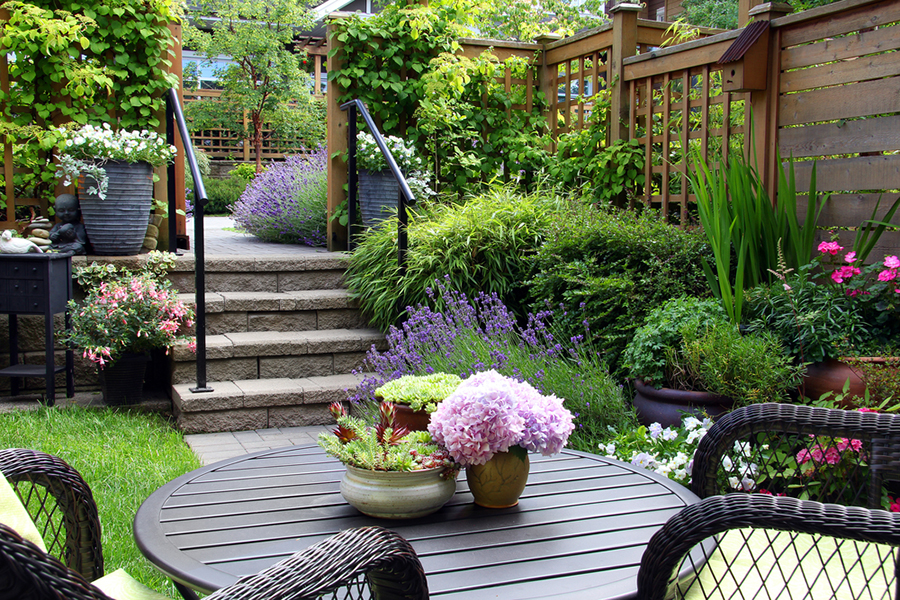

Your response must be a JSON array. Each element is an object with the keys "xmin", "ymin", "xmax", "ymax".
[{"xmin": 167, "ymin": 253, "xmax": 384, "ymax": 433}]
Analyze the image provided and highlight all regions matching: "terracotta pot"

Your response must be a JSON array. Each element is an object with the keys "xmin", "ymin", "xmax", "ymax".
[
  {"xmin": 802, "ymin": 357, "xmax": 900, "ymax": 405},
  {"xmin": 632, "ymin": 379, "xmax": 733, "ymax": 428},
  {"xmin": 801, "ymin": 358, "xmax": 866, "ymax": 403},
  {"xmin": 392, "ymin": 403, "xmax": 431, "ymax": 432},
  {"xmin": 340, "ymin": 465, "xmax": 457, "ymax": 519},
  {"xmin": 466, "ymin": 449, "xmax": 530, "ymax": 508}
]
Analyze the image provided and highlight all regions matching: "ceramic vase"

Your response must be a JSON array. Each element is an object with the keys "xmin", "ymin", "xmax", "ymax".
[
  {"xmin": 340, "ymin": 465, "xmax": 457, "ymax": 519},
  {"xmin": 466, "ymin": 449, "xmax": 530, "ymax": 508},
  {"xmin": 78, "ymin": 160, "xmax": 153, "ymax": 255}
]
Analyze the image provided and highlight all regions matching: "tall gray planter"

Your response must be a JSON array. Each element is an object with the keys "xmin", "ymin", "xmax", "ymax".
[
  {"xmin": 78, "ymin": 160, "xmax": 153, "ymax": 255},
  {"xmin": 358, "ymin": 169, "xmax": 400, "ymax": 228}
]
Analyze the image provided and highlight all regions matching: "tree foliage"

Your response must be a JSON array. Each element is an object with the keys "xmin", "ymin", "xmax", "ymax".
[
  {"xmin": 0, "ymin": 0, "xmax": 178, "ymax": 209},
  {"xmin": 184, "ymin": 0, "xmax": 323, "ymax": 170}
]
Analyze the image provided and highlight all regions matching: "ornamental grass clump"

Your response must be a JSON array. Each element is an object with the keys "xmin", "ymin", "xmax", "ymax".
[
  {"xmin": 231, "ymin": 149, "xmax": 327, "ymax": 246},
  {"xmin": 350, "ymin": 278, "xmax": 635, "ymax": 450},
  {"xmin": 428, "ymin": 370, "xmax": 574, "ymax": 466}
]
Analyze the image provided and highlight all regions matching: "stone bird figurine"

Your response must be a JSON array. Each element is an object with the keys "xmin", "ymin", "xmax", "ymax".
[{"xmin": 0, "ymin": 229, "xmax": 44, "ymax": 254}]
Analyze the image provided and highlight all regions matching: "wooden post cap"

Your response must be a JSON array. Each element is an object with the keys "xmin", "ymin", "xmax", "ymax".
[{"xmin": 608, "ymin": 2, "xmax": 643, "ymax": 13}]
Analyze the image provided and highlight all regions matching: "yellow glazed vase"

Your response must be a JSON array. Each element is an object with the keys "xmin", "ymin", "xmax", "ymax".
[{"xmin": 466, "ymin": 448, "xmax": 530, "ymax": 508}]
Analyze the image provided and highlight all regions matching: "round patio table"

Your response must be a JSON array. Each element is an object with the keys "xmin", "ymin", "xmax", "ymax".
[{"xmin": 134, "ymin": 445, "xmax": 702, "ymax": 599}]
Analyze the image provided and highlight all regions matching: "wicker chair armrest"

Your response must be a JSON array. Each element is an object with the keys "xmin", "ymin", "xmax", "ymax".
[
  {"xmin": 691, "ymin": 403, "xmax": 900, "ymax": 500},
  {"xmin": 0, "ymin": 522, "xmax": 114, "ymax": 600},
  {"xmin": 636, "ymin": 493, "xmax": 900, "ymax": 600},
  {"xmin": 0, "ymin": 448, "xmax": 104, "ymax": 581},
  {"xmin": 206, "ymin": 526, "xmax": 428, "ymax": 600}
]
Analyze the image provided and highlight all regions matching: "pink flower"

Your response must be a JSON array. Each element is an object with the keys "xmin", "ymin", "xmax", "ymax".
[
  {"xmin": 885, "ymin": 255, "xmax": 900, "ymax": 269},
  {"xmin": 879, "ymin": 269, "xmax": 898, "ymax": 282},
  {"xmin": 831, "ymin": 265, "xmax": 860, "ymax": 284},
  {"xmin": 818, "ymin": 241, "xmax": 843, "ymax": 255},
  {"xmin": 824, "ymin": 447, "xmax": 841, "ymax": 465},
  {"xmin": 844, "ymin": 251, "xmax": 856, "ymax": 264},
  {"xmin": 858, "ymin": 407, "xmax": 879, "ymax": 413},
  {"xmin": 796, "ymin": 448, "xmax": 812, "ymax": 464}
]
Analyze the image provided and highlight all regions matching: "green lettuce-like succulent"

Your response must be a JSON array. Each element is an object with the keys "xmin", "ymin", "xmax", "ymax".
[{"xmin": 374, "ymin": 373, "xmax": 462, "ymax": 412}]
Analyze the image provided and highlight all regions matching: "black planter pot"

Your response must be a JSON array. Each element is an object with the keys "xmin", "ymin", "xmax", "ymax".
[
  {"xmin": 99, "ymin": 352, "xmax": 149, "ymax": 405},
  {"xmin": 632, "ymin": 379, "xmax": 734, "ymax": 428},
  {"xmin": 358, "ymin": 169, "xmax": 399, "ymax": 228}
]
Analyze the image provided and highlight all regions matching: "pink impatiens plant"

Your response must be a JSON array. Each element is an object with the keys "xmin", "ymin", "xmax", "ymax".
[{"xmin": 428, "ymin": 370, "xmax": 575, "ymax": 466}]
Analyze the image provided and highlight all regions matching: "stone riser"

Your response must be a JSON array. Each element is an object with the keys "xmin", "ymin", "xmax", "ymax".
[
  {"xmin": 171, "ymin": 351, "xmax": 369, "ymax": 385},
  {"xmin": 170, "ymin": 269, "xmax": 347, "ymax": 294},
  {"xmin": 173, "ymin": 374, "xmax": 366, "ymax": 433}
]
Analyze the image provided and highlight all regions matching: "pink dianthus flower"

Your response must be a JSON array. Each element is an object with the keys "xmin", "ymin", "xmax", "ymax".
[{"xmin": 818, "ymin": 241, "xmax": 843, "ymax": 255}]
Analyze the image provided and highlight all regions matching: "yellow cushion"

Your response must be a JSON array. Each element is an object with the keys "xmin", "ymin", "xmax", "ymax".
[
  {"xmin": 680, "ymin": 528, "xmax": 894, "ymax": 599},
  {"xmin": 0, "ymin": 473, "xmax": 47, "ymax": 552},
  {"xmin": 92, "ymin": 568, "xmax": 173, "ymax": 600}
]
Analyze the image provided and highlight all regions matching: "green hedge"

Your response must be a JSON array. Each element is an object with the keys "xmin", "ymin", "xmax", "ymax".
[{"xmin": 526, "ymin": 205, "xmax": 713, "ymax": 378}]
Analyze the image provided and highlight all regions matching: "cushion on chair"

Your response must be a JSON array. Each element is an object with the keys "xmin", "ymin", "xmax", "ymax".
[
  {"xmin": 92, "ymin": 568, "xmax": 173, "ymax": 600},
  {"xmin": 680, "ymin": 528, "xmax": 894, "ymax": 599},
  {"xmin": 0, "ymin": 472, "xmax": 47, "ymax": 552}
]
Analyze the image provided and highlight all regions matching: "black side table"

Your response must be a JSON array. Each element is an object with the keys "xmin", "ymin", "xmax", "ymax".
[{"xmin": 0, "ymin": 253, "xmax": 74, "ymax": 405}]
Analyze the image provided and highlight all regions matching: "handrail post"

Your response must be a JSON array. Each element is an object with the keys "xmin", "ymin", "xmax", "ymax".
[
  {"xmin": 339, "ymin": 99, "xmax": 415, "ymax": 274},
  {"xmin": 347, "ymin": 105, "xmax": 358, "ymax": 251},
  {"xmin": 166, "ymin": 88, "xmax": 213, "ymax": 394},
  {"xmin": 165, "ymin": 94, "xmax": 178, "ymax": 253},
  {"xmin": 397, "ymin": 186, "xmax": 407, "ymax": 275}
]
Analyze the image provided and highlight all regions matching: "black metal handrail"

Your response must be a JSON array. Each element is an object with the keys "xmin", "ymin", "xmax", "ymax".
[
  {"xmin": 167, "ymin": 88, "xmax": 213, "ymax": 394},
  {"xmin": 340, "ymin": 99, "xmax": 413, "ymax": 273}
]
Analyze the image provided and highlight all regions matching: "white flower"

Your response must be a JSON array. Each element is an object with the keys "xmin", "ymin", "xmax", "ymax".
[
  {"xmin": 648, "ymin": 422, "xmax": 663, "ymax": 439},
  {"xmin": 661, "ymin": 427, "xmax": 678, "ymax": 441},
  {"xmin": 632, "ymin": 452, "xmax": 658, "ymax": 469},
  {"xmin": 722, "ymin": 455, "xmax": 733, "ymax": 471},
  {"xmin": 683, "ymin": 416, "xmax": 702, "ymax": 431},
  {"xmin": 728, "ymin": 476, "xmax": 740, "ymax": 490}
]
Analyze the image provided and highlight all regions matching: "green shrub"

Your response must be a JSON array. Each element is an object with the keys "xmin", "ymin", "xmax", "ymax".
[
  {"xmin": 526, "ymin": 205, "xmax": 713, "ymax": 377},
  {"xmin": 345, "ymin": 185, "xmax": 563, "ymax": 330},
  {"xmin": 623, "ymin": 296, "xmax": 727, "ymax": 387},
  {"xmin": 230, "ymin": 162, "xmax": 261, "ymax": 182},
  {"xmin": 204, "ymin": 176, "xmax": 248, "ymax": 215}
]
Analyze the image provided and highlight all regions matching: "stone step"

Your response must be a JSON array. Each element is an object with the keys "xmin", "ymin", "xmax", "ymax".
[
  {"xmin": 172, "ymin": 373, "xmax": 368, "ymax": 433},
  {"xmin": 168, "ymin": 253, "xmax": 349, "ymax": 294},
  {"xmin": 170, "ymin": 328, "xmax": 386, "ymax": 385},
  {"xmin": 73, "ymin": 252, "xmax": 351, "ymax": 294},
  {"xmin": 178, "ymin": 290, "xmax": 366, "ymax": 335}
]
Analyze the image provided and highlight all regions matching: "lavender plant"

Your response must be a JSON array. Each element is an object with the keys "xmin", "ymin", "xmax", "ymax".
[
  {"xmin": 231, "ymin": 149, "xmax": 327, "ymax": 246},
  {"xmin": 350, "ymin": 277, "xmax": 636, "ymax": 450}
]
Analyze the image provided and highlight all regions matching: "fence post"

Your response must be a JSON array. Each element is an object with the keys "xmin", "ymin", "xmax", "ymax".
[
  {"xmin": 326, "ymin": 14, "xmax": 349, "ymax": 252},
  {"xmin": 609, "ymin": 2, "xmax": 642, "ymax": 144},
  {"xmin": 748, "ymin": 2, "xmax": 792, "ymax": 201},
  {"xmin": 535, "ymin": 34, "xmax": 560, "ymax": 150}
]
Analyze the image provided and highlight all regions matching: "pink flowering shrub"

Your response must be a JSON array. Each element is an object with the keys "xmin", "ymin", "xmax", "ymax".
[
  {"xmin": 428, "ymin": 370, "xmax": 574, "ymax": 466},
  {"xmin": 64, "ymin": 273, "xmax": 195, "ymax": 368}
]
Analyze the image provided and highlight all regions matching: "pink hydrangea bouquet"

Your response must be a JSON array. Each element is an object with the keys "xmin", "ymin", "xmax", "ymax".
[{"xmin": 427, "ymin": 370, "xmax": 575, "ymax": 466}]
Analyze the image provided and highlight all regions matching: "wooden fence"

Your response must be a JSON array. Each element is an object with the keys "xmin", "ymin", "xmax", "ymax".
[
  {"xmin": 325, "ymin": 0, "xmax": 900, "ymax": 257},
  {"xmin": 622, "ymin": 0, "xmax": 900, "ymax": 255},
  {"xmin": 183, "ymin": 49, "xmax": 328, "ymax": 161}
]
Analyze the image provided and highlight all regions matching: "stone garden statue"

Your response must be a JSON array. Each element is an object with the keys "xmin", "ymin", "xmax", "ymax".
[{"xmin": 49, "ymin": 194, "xmax": 88, "ymax": 255}]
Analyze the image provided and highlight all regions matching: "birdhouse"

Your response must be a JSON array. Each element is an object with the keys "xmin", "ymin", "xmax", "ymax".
[{"xmin": 718, "ymin": 20, "xmax": 770, "ymax": 93}]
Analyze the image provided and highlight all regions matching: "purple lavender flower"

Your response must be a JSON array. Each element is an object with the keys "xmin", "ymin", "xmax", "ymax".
[{"xmin": 231, "ymin": 147, "xmax": 327, "ymax": 246}]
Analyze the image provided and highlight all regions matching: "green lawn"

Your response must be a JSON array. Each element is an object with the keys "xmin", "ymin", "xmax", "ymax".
[{"xmin": 0, "ymin": 406, "xmax": 200, "ymax": 597}]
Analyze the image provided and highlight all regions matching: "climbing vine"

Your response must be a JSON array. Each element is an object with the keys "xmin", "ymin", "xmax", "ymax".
[
  {"xmin": 0, "ymin": 0, "xmax": 178, "ymax": 209},
  {"xmin": 329, "ymin": 1, "xmax": 549, "ymax": 196}
]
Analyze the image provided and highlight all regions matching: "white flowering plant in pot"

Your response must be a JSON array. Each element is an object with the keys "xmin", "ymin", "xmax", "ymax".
[
  {"xmin": 355, "ymin": 131, "xmax": 434, "ymax": 200},
  {"xmin": 55, "ymin": 123, "xmax": 177, "ymax": 201}
]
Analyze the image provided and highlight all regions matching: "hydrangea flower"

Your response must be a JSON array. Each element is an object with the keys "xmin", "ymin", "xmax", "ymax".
[{"xmin": 428, "ymin": 370, "xmax": 574, "ymax": 466}]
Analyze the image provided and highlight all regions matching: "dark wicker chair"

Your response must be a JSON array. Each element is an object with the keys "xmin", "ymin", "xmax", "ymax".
[
  {"xmin": 0, "ymin": 448, "xmax": 428, "ymax": 600},
  {"xmin": 636, "ymin": 403, "xmax": 900, "ymax": 599}
]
